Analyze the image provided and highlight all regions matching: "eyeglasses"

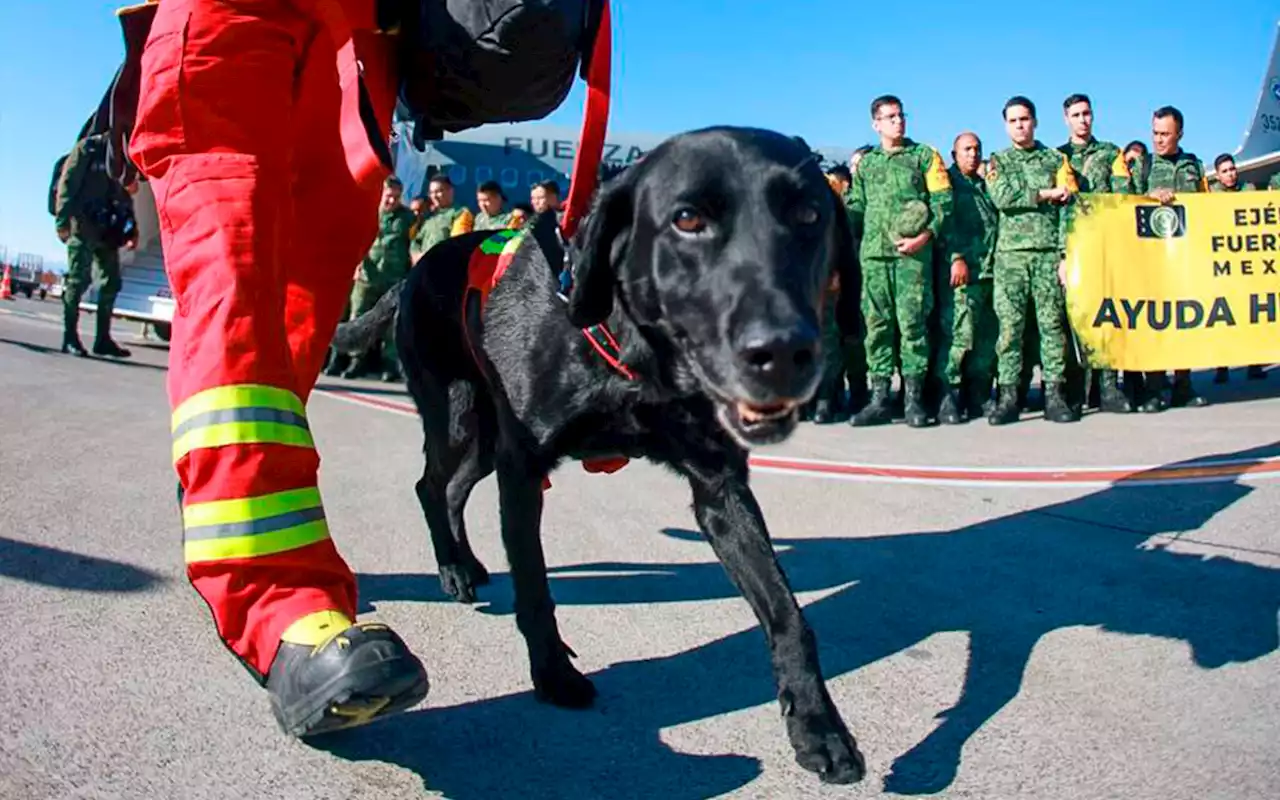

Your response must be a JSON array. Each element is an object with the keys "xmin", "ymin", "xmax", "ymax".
[{"xmin": 875, "ymin": 112, "xmax": 906, "ymax": 122}]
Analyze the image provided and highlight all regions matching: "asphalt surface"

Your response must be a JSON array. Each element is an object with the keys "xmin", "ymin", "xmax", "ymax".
[{"xmin": 3, "ymin": 294, "xmax": 1279, "ymax": 800}]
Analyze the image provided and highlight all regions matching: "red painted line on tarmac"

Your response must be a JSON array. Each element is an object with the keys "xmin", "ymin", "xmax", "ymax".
[{"xmin": 317, "ymin": 387, "xmax": 1280, "ymax": 488}]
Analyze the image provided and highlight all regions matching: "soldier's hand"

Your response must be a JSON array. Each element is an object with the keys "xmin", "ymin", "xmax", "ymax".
[
  {"xmin": 1057, "ymin": 260, "xmax": 1067, "ymax": 286},
  {"xmin": 1150, "ymin": 188, "xmax": 1175, "ymax": 205},
  {"xmin": 56, "ymin": 226, "xmax": 70, "ymax": 243},
  {"xmin": 895, "ymin": 231, "xmax": 931, "ymax": 255},
  {"xmin": 124, "ymin": 236, "xmax": 138, "ymax": 251},
  {"xmin": 950, "ymin": 259, "xmax": 969, "ymax": 288}
]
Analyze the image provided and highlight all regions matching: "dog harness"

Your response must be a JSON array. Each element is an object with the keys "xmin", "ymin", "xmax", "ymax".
[{"xmin": 464, "ymin": 228, "xmax": 631, "ymax": 483}]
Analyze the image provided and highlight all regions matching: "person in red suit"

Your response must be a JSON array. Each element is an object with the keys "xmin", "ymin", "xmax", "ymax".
[{"xmin": 127, "ymin": 0, "xmax": 428, "ymax": 737}]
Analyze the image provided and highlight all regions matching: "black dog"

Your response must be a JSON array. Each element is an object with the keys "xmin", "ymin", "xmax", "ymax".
[{"xmin": 336, "ymin": 127, "xmax": 865, "ymax": 784}]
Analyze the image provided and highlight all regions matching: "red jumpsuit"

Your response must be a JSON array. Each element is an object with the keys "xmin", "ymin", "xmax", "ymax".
[{"xmin": 129, "ymin": 0, "xmax": 398, "ymax": 678}]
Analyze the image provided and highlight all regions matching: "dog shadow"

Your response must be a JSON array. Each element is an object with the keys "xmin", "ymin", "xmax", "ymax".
[{"xmin": 325, "ymin": 443, "xmax": 1280, "ymax": 798}]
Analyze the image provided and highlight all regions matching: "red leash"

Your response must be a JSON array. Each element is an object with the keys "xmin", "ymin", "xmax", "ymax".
[{"xmin": 559, "ymin": 0, "xmax": 611, "ymax": 241}]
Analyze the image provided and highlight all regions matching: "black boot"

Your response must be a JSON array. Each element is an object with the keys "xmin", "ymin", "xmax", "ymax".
[
  {"xmin": 61, "ymin": 330, "xmax": 88, "ymax": 357},
  {"xmin": 1214, "ymin": 367, "xmax": 1229, "ymax": 384},
  {"xmin": 851, "ymin": 377, "xmax": 893, "ymax": 427},
  {"xmin": 988, "ymin": 385, "xmax": 1020, "ymax": 425},
  {"xmin": 1140, "ymin": 371, "xmax": 1167, "ymax": 413},
  {"xmin": 903, "ymin": 377, "xmax": 932, "ymax": 428},
  {"xmin": 1248, "ymin": 365, "xmax": 1267, "ymax": 380},
  {"xmin": 1098, "ymin": 370, "xmax": 1130, "ymax": 413},
  {"xmin": 965, "ymin": 379, "xmax": 993, "ymax": 420},
  {"xmin": 1170, "ymin": 370, "xmax": 1207, "ymax": 407},
  {"xmin": 938, "ymin": 385, "xmax": 963, "ymax": 425},
  {"xmin": 92, "ymin": 308, "xmax": 131, "ymax": 358},
  {"xmin": 1044, "ymin": 381, "xmax": 1079, "ymax": 423},
  {"xmin": 267, "ymin": 617, "xmax": 429, "ymax": 738},
  {"xmin": 812, "ymin": 398, "xmax": 835, "ymax": 424}
]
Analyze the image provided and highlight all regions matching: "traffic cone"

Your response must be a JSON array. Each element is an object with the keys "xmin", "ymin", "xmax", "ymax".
[{"xmin": 0, "ymin": 265, "xmax": 13, "ymax": 300}]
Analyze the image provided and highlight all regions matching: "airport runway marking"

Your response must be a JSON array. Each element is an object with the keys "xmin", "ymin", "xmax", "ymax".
[{"xmin": 317, "ymin": 387, "xmax": 1280, "ymax": 489}]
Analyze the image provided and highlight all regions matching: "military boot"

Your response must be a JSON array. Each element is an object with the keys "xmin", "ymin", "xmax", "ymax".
[
  {"xmin": 1170, "ymin": 371, "xmax": 1208, "ymax": 407},
  {"xmin": 267, "ymin": 611, "xmax": 429, "ymax": 738},
  {"xmin": 850, "ymin": 377, "xmax": 893, "ymax": 427},
  {"xmin": 938, "ymin": 384, "xmax": 963, "ymax": 425},
  {"xmin": 965, "ymin": 380, "xmax": 993, "ymax": 419},
  {"xmin": 1140, "ymin": 372, "xmax": 1168, "ymax": 413},
  {"xmin": 812, "ymin": 398, "xmax": 835, "ymax": 424},
  {"xmin": 1098, "ymin": 370, "xmax": 1130, "ymax": 413},
  {"xmin": 903, "ymin": 377, "xmax": 932, "ymax": 428},
  {"xmin": 988, "ymin": 385, "xmax": 1020, "ymax": 425},
  {"xmin": 92, "ymin": 310, "xmax": 131, "ymax": 358},
  {"xmin": 1248, "ymin": 365, "xmax": 1267, "ymax": 380},
  {"xmin": 1214, "ymin": 367, "xmax": 1230, "ymax": 384},
  {"xmin": 61, "ymin": 331, "xmax": 88, "ymax": 357},
  {"xmin": 1044, "ymin": 381, "xmax": 1079, "ymax": 423}
]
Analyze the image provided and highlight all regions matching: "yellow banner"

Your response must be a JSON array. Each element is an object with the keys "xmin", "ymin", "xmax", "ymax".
[{"xmin": 1063, "ymin": 192, "xmax": 1280, "ymax": 371}]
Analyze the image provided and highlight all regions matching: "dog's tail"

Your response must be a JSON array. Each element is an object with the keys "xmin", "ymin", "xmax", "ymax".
[{"xmin": 330, "ymin": 280, "xmax": 403, "ymax": 354}]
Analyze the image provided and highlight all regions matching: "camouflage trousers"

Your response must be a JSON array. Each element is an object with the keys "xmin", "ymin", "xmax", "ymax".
[
  {"xmin": 862, "ymin": 254, "xmax": 933, "ymax": 379},
  {"xmin": 63, "ymin": 236, "xmax": 121, "ymax": 340},
  {"xmin": 348, "ymin": 279, "xmax": 398, "ymax": 365},
  {"xmin": 932, "ymin": 278, "xmax": 998, "ymax": 387},
  {"xmin": 994, "ymin": 250, "xmax": 1068, "ymax": 385}
]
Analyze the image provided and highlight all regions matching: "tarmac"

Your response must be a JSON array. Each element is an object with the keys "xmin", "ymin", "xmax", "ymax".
[{"xmin": 2, "ymin": 294, "xmax": 1279, "ymax": 800}]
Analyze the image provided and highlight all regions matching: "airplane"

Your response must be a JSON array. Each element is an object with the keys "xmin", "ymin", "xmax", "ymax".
[{"xmin": 1215, "ymin": 19, "xmax": 1280, "ymax": 188}]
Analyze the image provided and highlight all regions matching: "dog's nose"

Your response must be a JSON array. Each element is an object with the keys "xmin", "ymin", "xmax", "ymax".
[{"xmin": 736, "ymin": 326, "xmax": 818, "ymax": 393}]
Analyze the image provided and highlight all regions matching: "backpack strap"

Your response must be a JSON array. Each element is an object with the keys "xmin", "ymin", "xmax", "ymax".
[{"xmin": 559, "ymin": 0, "xmax": 611, "ymax": 240}]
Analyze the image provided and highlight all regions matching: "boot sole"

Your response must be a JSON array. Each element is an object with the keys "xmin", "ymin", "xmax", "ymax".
[{"xmin": 272, "ymin": 651, "xmax": 430, "ymax": 738}]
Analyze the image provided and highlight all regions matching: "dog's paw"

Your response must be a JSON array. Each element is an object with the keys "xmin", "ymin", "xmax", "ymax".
[
  {"xmin": 787, "ymin": 711, "xmax": 866, "ymax": 785},
  {"xmin": 532, "ymin": 659, "xmax": 597, "ymax": 709},
  {"xmin": 439, "ymin": 563, "xmax": 482, "ymax": 604}
]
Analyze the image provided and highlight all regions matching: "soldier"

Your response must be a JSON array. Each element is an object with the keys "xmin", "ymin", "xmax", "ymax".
[
  {"xmin": 936, "ymin": 132, "xmax": 999, "ymax": 423},
  {"xmin": 334, "ymin": 176, "xmax": 415, "ymax": 381},
  {"xmin": 1133, "ymin": 106, "xmax": 1210, "ymax": 411},
  {"xmin": 847, "ymin": 94, "xmax": 952, "ymax": 428},
  {"xmin": 1270, "ymin": 173, "xmax": 1280, "ymax": 189},
  {"xmin": 1211, "ymin": 154, "xmax": 1255, "ymax": 192},
  {"xmin": 987, "ymin": 96, "xmax": 1079, "ymax": 425},
  {"xmin": 530, "ymin": 180, "xmax": 562, "ymax": 215},
  {"xmin": 810, "ymin": 166, "xmax": 853, "ymax": 423},
  {"xmin": 474, "ymin": 180, "xmax": 514, "ymax": 230},
  {"xmin": 53, "ymin": 132, "xmax": 137, "ymax": 358},
  {"xmin": 1210, "ymin": 154, "xmax": 1265, "ymax": 383},
  {"xmin": 1057, "ymin": 93, "xmax": 1134, "ymax": 413},
  {"xmin": 410, "ymin": 174, "xmax": 474, "ymax": 261}
]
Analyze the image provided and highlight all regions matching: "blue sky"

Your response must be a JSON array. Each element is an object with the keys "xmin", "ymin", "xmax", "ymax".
[{"xmin": 2, "ymin": 0, "xmax": 1276, "ymax": 268}]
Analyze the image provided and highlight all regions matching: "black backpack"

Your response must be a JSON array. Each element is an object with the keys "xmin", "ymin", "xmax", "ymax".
[
  {"xmin": 47, "ymin": 153, "xmax": 71, "ymax": 217},
  {"xmin": 397, "ymin": 0, "xmax": 607, "ymax": 148}
]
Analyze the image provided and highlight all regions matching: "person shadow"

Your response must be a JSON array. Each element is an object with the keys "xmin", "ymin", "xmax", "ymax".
[
  {"xmin": 321, "ymin": 443, "xmax": 1280, "ymax": 797},
  {"xmin": 0, "ymin": 535, "xmax": 166, "ymax": 593}
]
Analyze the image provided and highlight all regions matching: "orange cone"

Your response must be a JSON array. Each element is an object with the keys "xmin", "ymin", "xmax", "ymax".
[{"xmin": 0, "ymin": 265, "xmax": 13, "ymax": 300}]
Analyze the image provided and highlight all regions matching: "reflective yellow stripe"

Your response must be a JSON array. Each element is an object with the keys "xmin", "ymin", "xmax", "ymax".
[
  {"xmin": 172, "ymin": 384, "xmax": 305, "ymax": 432},
  {"xmin": 182, "ymin": 487, "xmax": 329, "ymax": 563},
  {"xmin": 183, "ymin": 486, "xmax": 321, "ymax": 528},
  {"xmin": 183, "ymin": 519, "xmax": 330, "ymax": 562},
  {"xmin": 172, "ymin": 420, "xmax": 315, "ymax": 462}
]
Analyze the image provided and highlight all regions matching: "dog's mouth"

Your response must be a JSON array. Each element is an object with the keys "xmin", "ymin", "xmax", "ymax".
[{"xmin": 716, "ymin": 398, "xmax": 801, "ymax": 447}]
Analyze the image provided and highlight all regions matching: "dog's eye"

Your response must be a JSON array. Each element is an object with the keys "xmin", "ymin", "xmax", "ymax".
[
  {"xmin": 672, "ymin": 209, "xmax": 706, "ymax": 234},
  {"xmin": 793, "ymin": 205, "xmax": 820, "ymax": 225}
]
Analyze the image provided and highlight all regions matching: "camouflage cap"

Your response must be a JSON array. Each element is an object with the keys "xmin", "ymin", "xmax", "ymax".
[{"xmin": 892, "ymin": 199, "xmax": 930, "ymax": 238}]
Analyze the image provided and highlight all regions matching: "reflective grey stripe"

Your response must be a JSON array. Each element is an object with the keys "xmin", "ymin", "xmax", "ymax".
[
  {"xmin": 172, "ymin": 407, "xmax": 310, "ymax": 441},
  {"xmin": 183, "ymin": 506, "xmax": 326, "ymax": 541}
]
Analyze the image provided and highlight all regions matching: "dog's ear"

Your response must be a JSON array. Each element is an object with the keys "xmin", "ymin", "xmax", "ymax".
[
  {"xmin": 828, "ymin": 189, "xmax": 861, "ymax": 334},
  {"xmin": 566, "ymin": 169, "xmax": 634, "ymax": 328}
]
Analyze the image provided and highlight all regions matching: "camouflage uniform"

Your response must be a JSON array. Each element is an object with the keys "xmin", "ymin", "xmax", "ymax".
[
  {"xmin": 1270, "ymin": 174, "xmax": 1280, "ymax": 189},
  {"xmin": 987, "ymin": 141, "xmax": 1079, "ymax": 424},
  {"xmin": 1058, "ymin": 137, "xmax": 1135, "ymax": 413},
  {"xmin": 53, "ymin": 133, "xmax": 135, "ymax": 357},
  {"xmin": 847, "ymin": 139, "xmax": 952, "ymax": 427},
  {"xmin": 1210, "ymin": 181, "xmax": 1256, "ymax": 192},
  {"xmin": 412, "ymin": 205, "xmax": 474, "ymax": 257},
  {"xmin": 936, "ymin": 163, "xmax": 999, "ymax": 421},
  {"xmin": 1132, "ymin": 150, "xmax": 1210, "ymax": 411},
  {"xmin": 342, "ymin": 204, "xmax": 415, "ymax": 379},
  {"xmin": 474, "ymin": 209, "xmax": 514, "ymax": 231}
]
